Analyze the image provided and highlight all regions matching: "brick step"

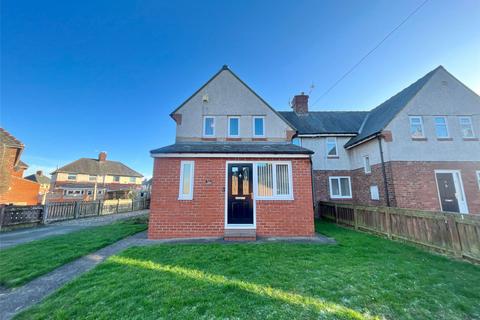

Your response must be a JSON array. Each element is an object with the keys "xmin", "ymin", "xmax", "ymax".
[{"xmin": 224, "ymin": 228, "xmax": 256, "ymax": 241}]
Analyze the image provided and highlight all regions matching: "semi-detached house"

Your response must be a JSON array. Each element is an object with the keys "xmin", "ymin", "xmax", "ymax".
[{"xmin": 148, "ymin": 65, "xmax": 480, "ymax": 240}]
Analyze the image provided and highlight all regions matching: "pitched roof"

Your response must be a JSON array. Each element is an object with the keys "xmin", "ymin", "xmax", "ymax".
[
  {"xmin": 150, "ymin": 142, "xmax": 313, "ymax": 155},
  {"xmin": 0, "ymin": 128, "xmax": 24, "ymax": 148},
  {"xmin": 344, "ymin": 66, "xmax": 440, "ymax": 148},
  {"xmin": 25, "ymin": 173, "xmax": 51, "ymax": 184},
  {"xmin": 170, "ymin": 65, "xmax": 296, "ymax": 130},
  {"xmin": 279, "ymin": 111, "xmax": 368, "ymax": 135},
  {"xmin": 52, "ymin": 158, "xmax": 143, "ymax": 177},
  {"xmin": 17, "ymin": 160, "xmax": 29, "ymax": 168}
]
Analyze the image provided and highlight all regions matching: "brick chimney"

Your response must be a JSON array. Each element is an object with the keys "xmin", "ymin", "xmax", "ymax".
[
  {"xmin": 291, "ymin": 92, "xmax": 309, "ymax": 114},
  {"xmin": 98, "ymin": 152, "xmax": 107, "ymax": 162},
  {"xmin": 36, "ymin": 170, "xmax": 43, "ymax": 176}
]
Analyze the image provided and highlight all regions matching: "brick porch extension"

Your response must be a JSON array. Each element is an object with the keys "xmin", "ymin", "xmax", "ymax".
[{"xmin": 148, "ymin": 157, "xmax": 315, "ymax": 239}]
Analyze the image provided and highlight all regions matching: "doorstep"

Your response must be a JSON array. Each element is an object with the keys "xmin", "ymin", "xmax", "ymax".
[{"xmin": 224, "ymin": 228, "xmax": 256, "ymax": 241}]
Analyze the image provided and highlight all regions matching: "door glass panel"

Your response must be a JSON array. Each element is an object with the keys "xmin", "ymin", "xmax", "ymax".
[
  {"xmin": 231, "ymin": 167, "xmax": 238, "ymax": 195},
  {"xmin": 242, "ymin": 167, "xmax": 249, "ymax": 195}
]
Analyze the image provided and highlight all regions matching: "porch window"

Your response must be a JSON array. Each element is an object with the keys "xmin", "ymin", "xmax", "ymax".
[
  {"xmin": 256, "ymin": 162, "xmax": 292, "ymax": 200},
  {"xmin": 434, "ymin": 117, "xmax": 449, "ymax": 138},
  {"xmin": 329, "ymin": 176, "xmax": 352, "ymax": 199},
  {"xmin": 179, "ymin": 161, "xmax": 194, "ymax": 200},
  {"xmin": 326, "ymin": 137, "xmax": 337, "ymax": 157},
  {"xmin": 459, "ymin": 116, "xmax": 475, "ymax": 138},
  {"xmin": 203, "ymin": 117, "xmax": 215, "ymax": 137}
]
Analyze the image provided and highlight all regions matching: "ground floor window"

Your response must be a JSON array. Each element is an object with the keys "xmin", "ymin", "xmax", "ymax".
[
  {"xmin": 370, "ymin": 185, "xmax": 379, "ymax": 200},
  {"xmin": 329, "ymin": 176, "xmax": 352, "ymax": 199},
  {"xmin": 256, "ymin": 162, "xmax": 293, "ymax": 200},
  {"xmin": 179, "ymin": 161, "xmax": 194, "ymax": 200}
]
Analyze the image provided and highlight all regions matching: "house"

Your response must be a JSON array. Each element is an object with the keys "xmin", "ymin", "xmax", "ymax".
[
  {"xmin": 0, "ymin": 128, "xmax": 40, "ymax": 205},
  {"xmin": 282, "ymin": 66, "xmax": 480, "ymax": 214},
  {"xmin": 149, "ymin": 65, "xmax": 315, "ymax": 240},
  {"xmin": 25, "ymin": 170, "xmax": 51, "ymax": 195},
  {"xmin": 50, "ymin": 152, "xmax": 143, "ymax": 201}
]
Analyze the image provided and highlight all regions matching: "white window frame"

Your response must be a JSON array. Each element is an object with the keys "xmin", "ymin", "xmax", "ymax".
[
  {"xmin": 326, "ymin": 137, "xmax": 338, "ymax": 157},
  {"xmin": 67, "ymin": 174, "xmax": 77, "ymax": 181},
  {"xmin": 291, "ymin": 137, "xmax": 302, "ymax": 146},
  {"xmin": 203, "ymin": 116, "xmax": 215, "ymax": 137},
  {"xmin": 434, "ymin": 116, "xmax": 450, "ymax": 138},
  {"xmin": 178, "ymin": 161, "xmax": 194, "ymax": 200},
  {"xmin": 252, "ymin": 116, "xmax": 265, "ymax": 138},
  {"xmin": 477, "ymin": 171, "xmax": 480, "ymax": 191},
  {"xmin": 328, "ymin": 176, "xmax": 352, "ymax": 199},
  {"xmin": 255, "ymin": 161, "xmax": 294, "ymax": 200},
  {"xmin": 370, "ymin": 185, "xmax": 380, "ymax": 201},
  {"xmin": 228, "ymin": 116, "xmax": 240, "ymax": 137},
  {"xmin": 88, "ymin": 175, "xmax": 96, "ymax": 182},
  {"xmin": 459, "ymin": 116, "xmax": 475, "ymax": 138},
  {"xmin": 363, "ymin": 155, "xmax": 371, "ymax": 174},
  {"xmin": 112, "ymin": 175, "xmax": 120, "ymax": 182},
  {"xmin": 409, "ymin": 116, "xmax": 425, "ymax": 138},
  {"xmin": 129, "ymin": 177, "xmax": 136, "ymax": 183}
]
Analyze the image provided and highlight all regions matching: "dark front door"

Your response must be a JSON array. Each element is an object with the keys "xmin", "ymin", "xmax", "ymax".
[
  {"xmin": 436, "ymin": 172, "xmax": 460, "ymax": 213},
  {"xmin": 227, "ymin": 163, "xmax": 254, "ymax": 224}
]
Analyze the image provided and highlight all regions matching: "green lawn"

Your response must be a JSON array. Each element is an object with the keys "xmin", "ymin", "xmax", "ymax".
[
  {"xmin": 0, "ymin": 217, "xmax": 147, "ymax": 288},
  {"xmin": 16, "ymin": 221, "xmax": 480, "ymax": 320}
]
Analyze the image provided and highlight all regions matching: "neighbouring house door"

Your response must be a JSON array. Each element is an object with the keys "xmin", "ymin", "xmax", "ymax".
[
  {"xmin": 227, "ymin": 164, "xmax": 254, "ymax": 225},
  {"xmin": 435, "ymin": 171, "xmax": 468, "ymax": 213}
]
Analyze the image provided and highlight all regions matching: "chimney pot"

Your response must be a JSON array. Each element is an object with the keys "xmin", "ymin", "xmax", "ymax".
[
  {"xmin": 98, "ymin": 152, "xmax": 107, "ymax": 162},
  {"xmin": 291, "ymin": 93, "xmax": 309, "ymax": 114}
]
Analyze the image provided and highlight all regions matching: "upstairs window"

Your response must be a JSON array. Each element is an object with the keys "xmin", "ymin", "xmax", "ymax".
[
  {"xmin": 89, "ymin": 175, "xmax": 96, "ymax": 182},
  {"xmin": 256, "ymin": 162, "xmax": 292, "ymax": 200},
  {"xmin": 253, "ymin": 116, "xmax": 265, "ymax": 137},
  {"xmin": 292, "ymin": 137, "xmax": 301, "ymax": 146},
  {"xmin": 363, "ymin": 156, "xmax": 371, "ymax": 174},
  {"xmin": 228, "ymin": 117, "xmax": 240, "ymax": 137},
  {"xmin": 434, "ymin": 117, "xmax": 449, "ymax": 138},
  {"xmin": 459, "ymin": 116, "xmax": 475, "ymax": 138},
  {"xmin": 129, "ymin": 177, "xmax": 136, "ymax": 183},
  {"xmin": 67, "ymin": 174, "xmax": 77, "ymax": 181},
  {"xmin": 203, "ymin": 117, "xmax": 215, "ymax": 137},
  {"xmin": 112, "ymin": 176, "xmax": 120, "ymax": 182},
  {"xmin": 326, "ymin": 137, "xmax": 338, "ymax": 157},
  {"xmin": 179, "ymin": 161, "xmax": 194, "ymax": 200},
  {"xmin": 329, "ymin": 176, "xmax": 352, "ymax": 199},
  {"xmin": 409, "ymin": 116, "xmax": 425, "ymax": 138}
]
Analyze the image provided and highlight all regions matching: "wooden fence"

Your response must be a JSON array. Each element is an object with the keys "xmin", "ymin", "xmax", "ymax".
[
  {"xmin": 319, "ymin": 201, "xmax": 480, "ymax": 263},
  {"xmin": 0, "ymin": 198, "xmax": 150, "ymax": 230}
]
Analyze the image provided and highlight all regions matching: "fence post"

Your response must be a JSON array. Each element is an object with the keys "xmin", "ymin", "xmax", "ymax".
[
  {"xmin": 385, "ymin": 207, "xmax": 392, "ymax": 239},
  {"xmin": 353, "ymin": 205, "xmax": 358, "ymax": 230},
  {"xmin": 0, "ymin": 206, "xmax": 5, "ymax": 232},
  {"xmin": 132, "ymin": 199, "xmax": 134, "ymax": 212},
  {"xmin": 42, "ymin": 203, "xmax": 49, "ymax": 224},
  {"xmin": 74, "ymin": 201, "xmax": 79, "ymax": 219},
  {"xmin": 446, "ymin": 215, "xmax": 462, "ymax": 257},
  {"xmin": 116, "ymin": 199, "xmax": 120, "ymax": 213},
  {"xmin": 334, "ymin": 203, "xmax": 338, "ymax": 224}
]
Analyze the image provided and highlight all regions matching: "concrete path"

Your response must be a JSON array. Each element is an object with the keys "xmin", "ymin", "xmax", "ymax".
[
  {"xmin": 0, "ymin": 232, "xmax": 334, "ymax": 319},
  {"xmin": 0, "ymin": 210, "xmax": 149, "ymax": 250}
]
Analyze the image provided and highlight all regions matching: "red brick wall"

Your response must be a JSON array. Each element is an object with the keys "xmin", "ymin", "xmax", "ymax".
[
  {"xmin": 148, "ymin": 157, "xmax": 314, "ymax": 239},
  {"xmin": 313, "ymin": 161, "xmax": 480, "ymax": 214}
]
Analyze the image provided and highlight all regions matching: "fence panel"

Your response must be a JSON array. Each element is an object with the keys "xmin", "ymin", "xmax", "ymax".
[
  {"xmin": 319, "ymin": 201, "xmax": 480, "ymax": 263},
  {"xmin": 45, "ymin": 202, "xmax": 76, "ymax": 222},
  {"xmin": 0, "ymin": 205, "xmax": 44, "ymax": 229}
]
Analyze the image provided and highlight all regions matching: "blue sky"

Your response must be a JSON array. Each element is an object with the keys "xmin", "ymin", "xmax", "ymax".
[{"xmin": 2, "ymin": 0, "xmax": 479, "ymax": 179}]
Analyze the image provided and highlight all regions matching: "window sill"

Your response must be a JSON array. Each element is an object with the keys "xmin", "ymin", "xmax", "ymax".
[
  {"xmin": 226, "ymin": 137, "xmax": 242, "ymax": 141},
  {"xmin": 178, "ymin": 197, "xmax": 193, "ymax": 201},
  {"xmin": 330, "ymin": 196, "xmax": 352, "ymax": 200},
  {"xmin": 256, "ymin": 196, "xmax": 294, "ymax": 201},
  {"xmin": 202, "ymin": 137, "xmax": 217, "ymax": 141},
  {"xmin": 437, "ymin": 138, "xmax": 453, "ymax": 141},
  {"xmin": 411, "ymin": 137, "xmax": 427, "ymax": 141},
  {"xmin": 463, "ymin": 137, "xmax": 478, "ymax": 141},
  {"xmin": 252, "ymin": 137, "xmax": 267, "ymax": 141},
  {"xmin": 327, "ymin": 156, "xmax": 339, "ymax": 159}
]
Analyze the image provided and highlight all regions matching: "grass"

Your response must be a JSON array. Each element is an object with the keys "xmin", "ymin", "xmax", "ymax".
[
  {"xmin": 0, "ymin": 217, "xmax": 147, "ymax": 288},
  {"xmin": 16, "ymin": 220, "xmax": 480, "ymax": 320}
]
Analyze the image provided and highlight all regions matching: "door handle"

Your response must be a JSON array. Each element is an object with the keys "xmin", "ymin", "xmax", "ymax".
[
  {"xmin": 445, "ymin": 199, "xmax": 453, "ymax": 202},
  {"xmin": 235, "ymin": 196, "xmax": 245, "ymax": 200}
]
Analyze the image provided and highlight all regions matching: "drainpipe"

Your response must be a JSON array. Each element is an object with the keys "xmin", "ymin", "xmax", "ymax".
[{"xmin": 377, "ymin": 135, "xmax": 391, "ymax": 207}]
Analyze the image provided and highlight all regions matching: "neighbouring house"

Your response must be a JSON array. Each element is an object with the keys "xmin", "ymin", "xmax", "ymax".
[
  {"xmin": 149, "ymin": 65, "xmax": 315, "ymax": 240},
  {"xmin": 282, "ymin": 66, "xmax": 480, "ymax": 214},
  {"xmin": 0, "ymin": 128, "xmax": 40, "ymax": 205},
  {"xmin": 50, "ymin": 152, "xmax": 143, "ymax": 201},
  {"xmin": 25, "ymin": 170, "xmax": 51, "ymax": 195}
]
